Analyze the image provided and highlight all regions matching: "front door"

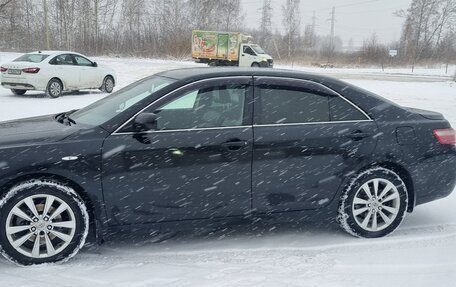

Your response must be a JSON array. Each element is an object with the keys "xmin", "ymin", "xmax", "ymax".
[
  {"xmin": 73, "ymin": 54, "xmax": 100, "ymax": 88},
  {"xmin": 102, "ymin": 77, "xmax": 254, "ymax": 225},
  {"xmin": 239, "ymin": 44, "xmax": 257, "ymax": 67},
  {"xmin": 252, "ymin": 77, "xmax": 378, "ymax": 214}
]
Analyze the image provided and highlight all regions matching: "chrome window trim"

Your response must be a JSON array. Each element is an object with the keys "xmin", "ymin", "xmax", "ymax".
[
  {"xmin": 253, "ymin": 119, "xmax": 373, "ymax": 128},
  {"xmin": 113, "ymin": 125, "xmax": 252, "ymax": 136},
  {"xmin": 112, "ymin": 119, "xmax": 374, "ymax": 136},
  {"xmin": 255, "ymin": 76, "xmax": 373, "ymax": 122},
  {"xmin": 112, "ymin": 76, "xmax": 252, "ymax": 135}
]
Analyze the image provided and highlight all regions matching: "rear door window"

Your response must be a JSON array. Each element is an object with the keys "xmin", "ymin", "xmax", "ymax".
[
  {"xmin": 329, "ymin": 96, "xmax": 369, "ymax": 121},
  {"xmin": 49, "ymin": 54, "xmax": 75, "ymax": 65},
  {"xmin": 257, "ymin": 85, "xmax": 330, "ymax": 124},
  {"xmin": 256, "ymin": 78, "xmax": 369, "ymax": 124}
]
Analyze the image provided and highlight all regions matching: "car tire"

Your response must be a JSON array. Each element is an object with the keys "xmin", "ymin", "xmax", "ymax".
[
  {"xmin": 100, "ymin": 76, "xmax": 114, "ymax": 93},
  {"xmin": 337, "ymin": 167, "xmax": 408, "ymax": 238},
  {"xmin": 0, "ymin": 179, "xmax": 89, "ymax": 266},
  {"xmin": 46, "ymin": 79, "xmax": 63, "ymax": 98},
  {"xmin": 11, "ymin": 89, "xmax": 26, "ymax": 96},
  {"xmin": 251, "ymin": 62, "xmax": 260, "ymax": 67}
]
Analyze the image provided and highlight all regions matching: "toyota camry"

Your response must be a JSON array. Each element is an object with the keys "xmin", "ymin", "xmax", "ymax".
[{"xmin": 0, "ymin": 68, "xmax": 454, "ymax": 265}]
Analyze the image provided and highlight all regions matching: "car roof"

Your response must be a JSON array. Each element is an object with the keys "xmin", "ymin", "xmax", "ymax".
[
  {"xmin": 156, "ymin": 67, "xmax": 339, "ymax": 83},
  {"xmin": 29, "ymin": 51, "xmax": 86, "ymax": 57},
  {"xmin": 155, "ymin": 67, "xmax": 403, "ymax": 118}
]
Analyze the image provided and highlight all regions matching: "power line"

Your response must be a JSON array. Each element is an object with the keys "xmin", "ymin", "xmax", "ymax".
[
  {"xmin": 242, "ymin": 0, "xmax": 385, "ymax": 12},
  {"xmin": 333, "ymin": 0, "xmax": 382, "ymax": 9}
]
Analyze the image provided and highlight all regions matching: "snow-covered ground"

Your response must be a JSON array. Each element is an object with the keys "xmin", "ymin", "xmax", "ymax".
[{"xmin": 0, "ymin": 52, "xmax": 455, "ymax": 286}]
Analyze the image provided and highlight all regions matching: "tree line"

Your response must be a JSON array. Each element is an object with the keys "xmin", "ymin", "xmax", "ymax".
[{"xmin": 0, "ymin": 0, "xmax": 455, "ymax": 68}]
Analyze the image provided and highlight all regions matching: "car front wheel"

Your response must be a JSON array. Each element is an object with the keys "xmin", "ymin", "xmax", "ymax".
[
  {"xmin": 100, "ymin": 76, "xmax": 114, "ymax": 93},
  {"xmin": 46, "ymin": 79, "xmax": 63, "ymax": 98},
  {"xmin": 337, "ymin": 167, "xmax": 408, "ymax": 238},
  {"xmin": 11, "ymin": 89, "xmax": 26, "ymax": 96},
  {"xmin": 0, "ymin": 179, "xmax": 89, "ymax": 265}
]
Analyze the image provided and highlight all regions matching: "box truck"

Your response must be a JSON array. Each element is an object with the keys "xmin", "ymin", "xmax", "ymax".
[{"xmin": 192, "ymin": 30, "xmax": 273, "ymax": 67}]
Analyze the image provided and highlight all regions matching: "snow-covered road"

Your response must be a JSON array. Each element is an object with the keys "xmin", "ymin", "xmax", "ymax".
[{"xmin": 0, "ymin": 53, "xmax": 455, "ymax": 287}]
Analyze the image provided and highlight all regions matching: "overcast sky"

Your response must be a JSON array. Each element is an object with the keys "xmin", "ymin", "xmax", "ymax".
[{"xmin": 241, "ymin": 0, "xmax": 413, "ymax": 47}]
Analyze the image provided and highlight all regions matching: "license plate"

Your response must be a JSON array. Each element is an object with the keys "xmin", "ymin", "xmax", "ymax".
[{"xmin": 8, "ymin": 69, "xmax": 21, "ymax": 75}]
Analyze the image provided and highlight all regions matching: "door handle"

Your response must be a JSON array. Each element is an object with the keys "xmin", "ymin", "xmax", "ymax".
[
  {"xmin": 221, "ymin": 140, "xmax": 249, "ymax": 151},
  {"xmin": 345, "ymin": 131, "xmax": 371, "ymax": 141}
]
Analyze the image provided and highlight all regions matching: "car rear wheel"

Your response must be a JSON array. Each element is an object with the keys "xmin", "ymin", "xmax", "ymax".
[
  {"xmin": 11, "ymin": 89, "xmax": 26, "ymax": 96},
  {"xmin": 100, "ymin": 76, "xmax": 114, "ymax": 93},
  {"xmin": 0, "ymin": 179, "xmax": 89, "ymax": 265},
  {"xmin": 46, "ymin": 79, "xmax": 63, "ymax": 98},
  {"xmin": 337, "ymin": 167, "xmax": 408, "ymax": 238}
]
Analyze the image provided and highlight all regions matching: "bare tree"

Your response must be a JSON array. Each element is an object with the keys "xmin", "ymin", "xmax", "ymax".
[
  {"xmin": 397, "ymin": 0, "xmax": 456, "ymax": 70},
  {"xmin": 282, "ymin": 0, "xmax": 301, "ymax": 59},
  {"xmin": 258, "ymin": 0, "xmax": 272, "ymax": 51},
  {"xmin": 0, "ymin": 0, "xmax": 13, "ymax": 14},
  {"xmin": 361, "ymin": 33, "xmax": 388, "ymax": 69}
]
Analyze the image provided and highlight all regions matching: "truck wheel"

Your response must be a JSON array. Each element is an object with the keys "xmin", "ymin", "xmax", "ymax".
[
  {"xmin": 251, "ymin": 62, "xmax": 260, "ymax": 67},
  {"xmin": 208, "ymin": 61, "xmax": 217, "ymax": 67}
]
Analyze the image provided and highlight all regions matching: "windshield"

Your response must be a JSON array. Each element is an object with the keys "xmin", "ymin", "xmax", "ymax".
[
  {"xmin": 251, "ymin": 45, "xmax": 266, "ymax": 54},
  {"xmin": 13, "ymin": 53, "xmax": 49, "ymax": 63},
  {"xmin": 72, "ymin": 76, "xmax": 175, "ymax": 126}
]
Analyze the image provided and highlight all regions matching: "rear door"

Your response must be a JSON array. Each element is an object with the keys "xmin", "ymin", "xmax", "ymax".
[
  {"xmin": 252, "ymin": 77, "xmax": 378, "ymax": 213},
  {"xmin": 102, "ymin": 77, "xmax": 254, "ymax": 225},
  {"xmin": 49, "ymin": 54, "xmax": 80, "ymax": 89}
]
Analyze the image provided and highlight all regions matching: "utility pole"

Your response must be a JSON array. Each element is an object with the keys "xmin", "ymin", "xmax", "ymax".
[
  {"xmin": 43, "ymin": 0, "xmax": 50, "ymax": 49},
  {"xmin": 94, "ymin": 0, "xmax": 98, "ymax": 55},
  {"xmin": 328, "ymin": 6, "xmax": 335, "ymax": 64},
  {"xmin": 311, "ymin": 11, "xmax": 316, "ymax": 47}
]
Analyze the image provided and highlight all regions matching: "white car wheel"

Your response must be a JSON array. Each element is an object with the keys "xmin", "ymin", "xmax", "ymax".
[
  {"xmin": 101, "ymin": 76, "xmax": 114, "ymax": 93},
  {"xmin": 46, "ymin": 79, "xmax": 63, "ymax": 98}
]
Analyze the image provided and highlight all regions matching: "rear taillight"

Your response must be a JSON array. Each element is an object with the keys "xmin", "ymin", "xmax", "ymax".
[
  {"xmin": 22, "ymin": 67, "xmax": 40, "ymax": 74},
  {"xmin": 433, "ymin": 128, "xmax": 456, "ymax": 145},
  {"xmin": 0, "ymin": 66, "xmax": 7, "ymax": 72}
]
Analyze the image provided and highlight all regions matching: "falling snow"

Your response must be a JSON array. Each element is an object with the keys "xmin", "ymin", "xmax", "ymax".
[{"xmin": 0, "ymin": 52, "xmax": 455, "ymax": 286}]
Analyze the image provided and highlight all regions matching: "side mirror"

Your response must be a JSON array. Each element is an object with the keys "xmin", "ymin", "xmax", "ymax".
[
  {"xmin": 133, "ymin": 112, "xmax": 158, "ymax": 131},
  {"xmin": 92, "ymin": 61, "xmax": 98, "ymax": 67}
]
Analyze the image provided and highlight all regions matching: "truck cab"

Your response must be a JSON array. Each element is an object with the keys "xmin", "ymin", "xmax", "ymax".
[{"xmin": 239, "ymin": 44, "xmax": 273, "ymax": 67}]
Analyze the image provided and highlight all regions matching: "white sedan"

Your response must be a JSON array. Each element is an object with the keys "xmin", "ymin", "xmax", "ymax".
[{"xmin": 0, "ymin": 51, "xmax": 116, "ymax": 98}]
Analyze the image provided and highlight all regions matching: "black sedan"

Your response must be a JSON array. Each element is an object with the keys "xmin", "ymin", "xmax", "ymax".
[{"xmin": 0, "ymin": 68, "xmax": 455, "ymax": 265}]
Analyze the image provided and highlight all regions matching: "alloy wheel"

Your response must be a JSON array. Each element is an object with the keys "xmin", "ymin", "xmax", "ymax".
[
  {"xmin": 49, "ymin": 81, "xmax": 62, "ymax": 97},
  {"xmin": 5, "ymin": 194, "xmax": 76, "ymax": 258},
  {"xmin": 351, "ymin": 178, "xmax": 400, "ymax": 232}
]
